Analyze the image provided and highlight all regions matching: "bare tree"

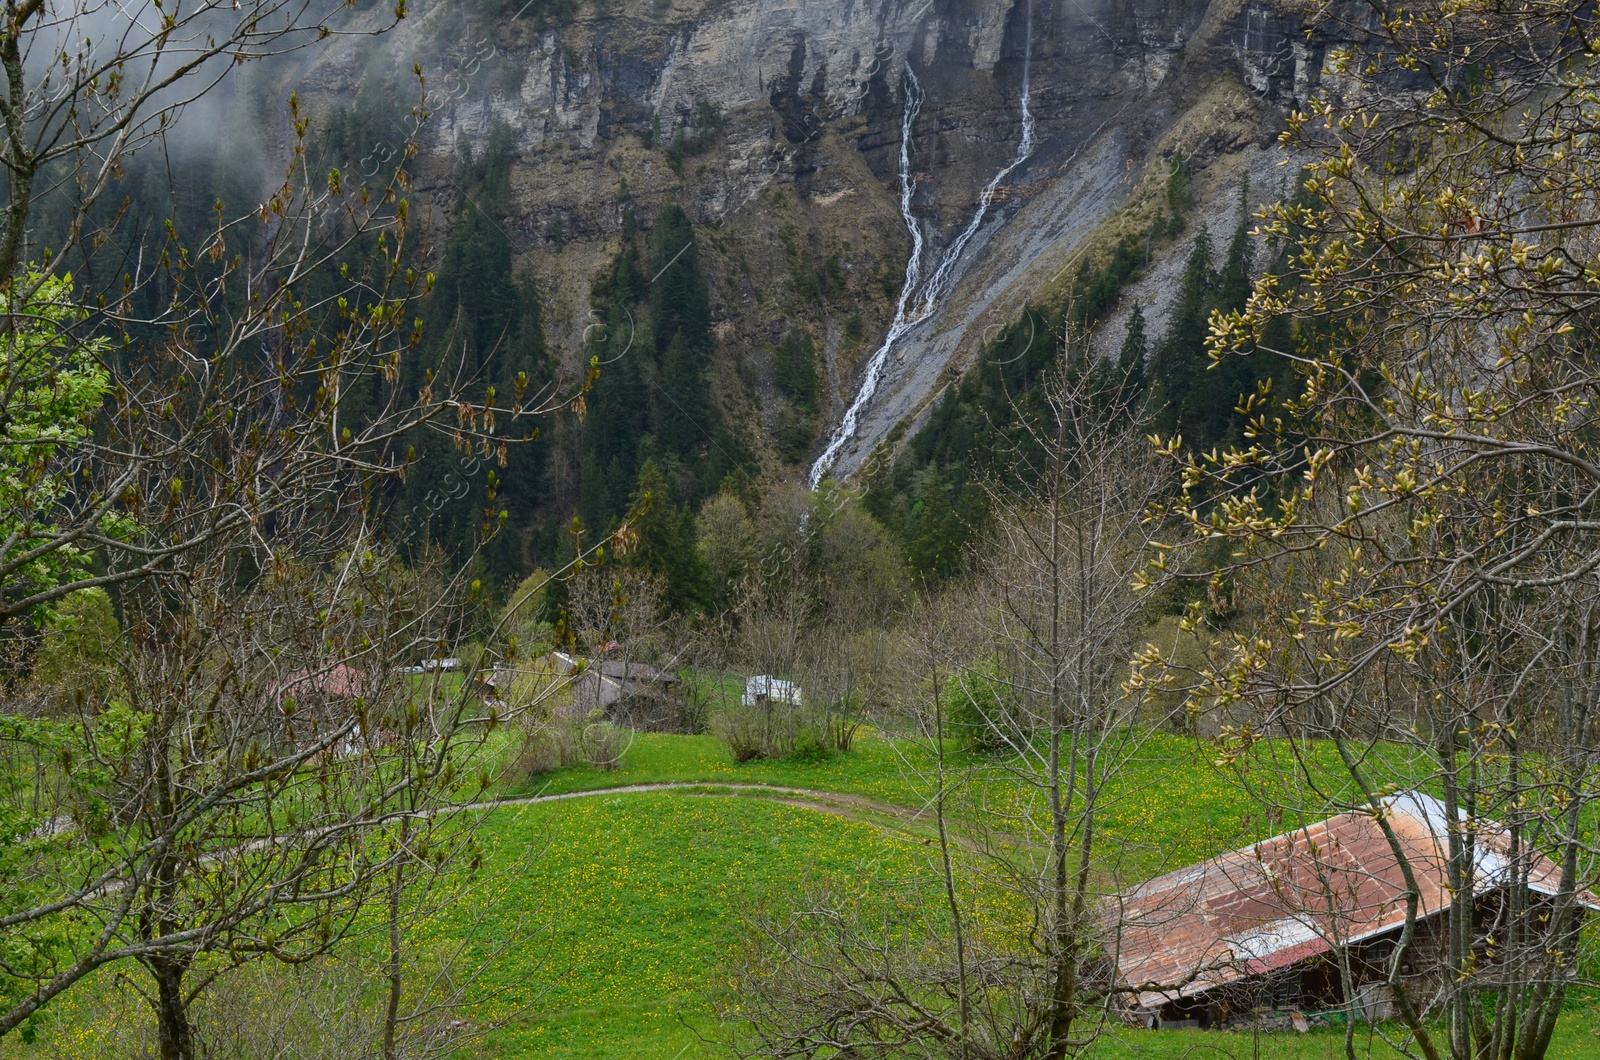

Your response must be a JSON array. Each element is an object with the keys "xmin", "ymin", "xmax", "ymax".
[
  {"xmin": 0, "ymin": 0, "xmax": 421, "ymax": 623},
  {"xmin": 0, "ymin": 88, "xmax": 599, "ymax": 1053},
  {"xmin": 725, "ymin": 359, "xmax": 1174, "ymax": 1057},
  {"xmin": 795, "ymin": 623, "xmax": 887, "ymax": 753},
  {"xmin": 21, "ymin": 810, "xmax": 543, "ymax": 1060},
  {"xmin": 1166, "ymin": 539, "xmax": 1600, "ymax": 1060},
  {"xmin": 963, "ymin": 365, "xmax": 1172, "ymax": 1058},
  {"xmin": 0, "ymin": 0, "xmax": 411, "ymax": 285},
  {"xmin": 2, "ymin": 499, "xmax": 623, "ymax": 1054},
  {"xmin": 1147, "ymin": 4, "xmax": 1600, "ymax": 1057}
]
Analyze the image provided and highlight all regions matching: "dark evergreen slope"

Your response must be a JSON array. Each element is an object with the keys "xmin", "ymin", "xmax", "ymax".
[
  {"xmin": 387, "ymin": 145, "xmax": 749, "ymax": 601},
  {"xmin": 561, "ymin": 201, "xmax": 748, "ymax": 606},
  {"xmin": 392, "ymin": 125, "xmax": 551, "ymax": 587}
]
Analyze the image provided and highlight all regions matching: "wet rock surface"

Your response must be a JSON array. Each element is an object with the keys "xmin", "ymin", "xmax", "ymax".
[{"xmin": 292, "ymin": 0, "xmax": 1367, "ymax": 478}]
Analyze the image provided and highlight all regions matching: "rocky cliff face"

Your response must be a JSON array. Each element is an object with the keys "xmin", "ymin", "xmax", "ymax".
[{"xmin": 297, "ymin": 0, "xmax": 1350, "ymax": 480}]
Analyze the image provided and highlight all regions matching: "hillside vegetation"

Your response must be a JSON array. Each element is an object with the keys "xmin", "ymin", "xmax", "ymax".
[
  {"xmin": 9, "ymin": 733, "xmax": 1598, "ymax": 1058},
  {"xmin": 8, "ymin": 0, "xmax": 1600, "ymax": 1058}
]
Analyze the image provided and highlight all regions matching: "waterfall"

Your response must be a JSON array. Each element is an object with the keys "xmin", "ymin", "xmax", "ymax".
[
  {"xmin": 808, "ymin": 67, "xmax": 926, "ymax": 488},
  {"xmin": 918, "ymin": 0, "xmax": 1034, "ymax": 304},
  {"xmin": 809, "ymin": 0, "xmax": 1037, "ymax": 488}
]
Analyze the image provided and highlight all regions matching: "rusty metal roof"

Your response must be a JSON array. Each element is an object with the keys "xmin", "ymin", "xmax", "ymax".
[
  {"xmin": 281, "ymin": 662, "xmax": 365, "ymax": 701},
  {"xmin": 1111, "ymin": 792, "xmax": 1599, "ymax": 1009}
]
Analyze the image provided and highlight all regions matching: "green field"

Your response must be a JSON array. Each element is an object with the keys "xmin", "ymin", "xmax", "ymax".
[
  {"xmin": 452, "ymin": 793, "xmax": 930, "ymax": 1058},
  {"xmin": 503, "ymin": 729, "xmax": 1413, "ymax": 880},
  {"xmin": 11, "ymin": 731, "xmax": 1598, "ymax": 1058}
]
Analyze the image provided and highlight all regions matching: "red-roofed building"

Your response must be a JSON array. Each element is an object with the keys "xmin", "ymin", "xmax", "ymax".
[
  {"xmin": 282, "ymin": 663, "xmax": 365, "ymax": 702},
  {"xmin": 1111, "ymin": 792, "xmax": 1600, "ymax": 1028}
]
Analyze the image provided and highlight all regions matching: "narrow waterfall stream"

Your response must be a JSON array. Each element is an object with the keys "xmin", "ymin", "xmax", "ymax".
[
  {"xmin": 808, "ymin": 67, "xmax": 926, "ymax": 488},
  {"xmin": 810, "ymin": 0, "xmax": 1036, "ymax": 487}
]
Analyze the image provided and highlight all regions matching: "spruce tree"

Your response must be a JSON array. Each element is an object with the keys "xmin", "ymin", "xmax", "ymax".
[
  {"xmin": 774, "ymin": 329, "xmax": 819, "ymax": 413},
  {"xmin": 649, "ymin": 205, "xmax": 711, "ymax": 354},
  {"xmin": 1215, "ymin": 178, "xmax": 1254, "ymax": 313},
  {"xmin": 1152, "ymin": 227, "xmax": 1217, "ymax": 441},
  {"xmin": 1118, "ymin": 302, "xmax": 1148, "ymax": 395},
  {"xmin": 625, "ymin": 459, "xmax": 710, "ymax": 613},
  {"xmin": 1147, "ymin": 184, "xmax": 1276, "ymax": 452},
  {"xmin": 643, "ymin": 205, "xmax": 721, "ymax": 476},
  {"xmin": 574, "ymin": 226, "xmax": 658, "ymax": 532},
  {"xmin": 1208, "ymin": 180, "xmax": 1265, "ymax": 447},
  {"xmin": 658, "ymin": 331, "xmax": 708, "ymax": 455},
  {"xmin": 907, "ymin": 471, "xmax": 962, "ymax": 580}
]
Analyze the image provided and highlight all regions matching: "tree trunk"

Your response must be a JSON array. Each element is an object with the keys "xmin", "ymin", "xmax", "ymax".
[
  {"xmin": 383, "ymin": 816, "xmax": 409, "ymax": 1060},
  {"xmin": 152, "ymin": 955, "xmax": 194, "ymax": 1060},
  {"xmin": 1045, "ymin": 496, "xmax": 1075, "ymax": 1060},
  {"xmin": 929, "ymin": 666, "xmax": 971, "ymax": 1054}
]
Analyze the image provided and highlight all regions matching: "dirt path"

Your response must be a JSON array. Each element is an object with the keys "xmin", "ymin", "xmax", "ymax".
[
  {"xmin": 457, "ymin": 782, "xmax": 982, "ymax": 849},
  {"xmin": 464, "ymin": 784, "xmax": 928, "ymax": 826}
]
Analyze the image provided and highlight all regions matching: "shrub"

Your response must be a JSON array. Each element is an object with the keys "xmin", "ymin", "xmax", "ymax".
[
  {"xmin": 577, "ymin": 715, "xmax": 627, "ymax": 771},
  {"xmin": 677, "ymin": 676, "xmax": 713, "ymax": 736},
  {"xmin": 942, "ymin": 661, "xmax": 1021, "ymax": 753},
  {"xmin": 512, "ymin": 723, "xmax": 580, "ymax": 779},
  {"xmin": 498, "ymin": 568, "xmax": 554, "ymax": 656},
  {"xmin": 29, "ymin": 587, "xmax": 119, "ymax": 708},
  {"xmin": 821, "ymin": 695, "xmax": 863, "ymax": 753},
  {"xmin": 513, "ymin": 711, "xmax": 630, "ymax": 775},
  {"xmin": 712, "ymin": 705, "xmax": 774, "ymax": 762},
  {"xmin": 712, "ymin": 703, "xmax": 831, "ymax": 762},
  {"xmin": 785, "ymin": 727, "xmax": 833, "ymax": 764}
]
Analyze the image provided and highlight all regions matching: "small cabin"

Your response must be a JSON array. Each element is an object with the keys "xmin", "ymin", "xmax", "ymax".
[
  {"xmin": 528, "ymin": 652, "xmax": 683, "ymax": 729},
  {"xmin": 572, "ymin": 659, "xmax": 679, "ymax": 712},
  {"xmin": 282, "ymin": 662, "xmax": 365, "ymax": 702},
  {"xmin": 743, "ymin": 675, "xmax": 801, "ymax": 707},
  {"xmin": 274, "ymin": 663, "xmax": 368, "ymax": 755}
]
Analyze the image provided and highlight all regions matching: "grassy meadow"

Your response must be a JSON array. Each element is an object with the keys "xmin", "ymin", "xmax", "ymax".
[{"xmin": 8, "ymin": 729, "xmax": 1597, "ymax": 1059}]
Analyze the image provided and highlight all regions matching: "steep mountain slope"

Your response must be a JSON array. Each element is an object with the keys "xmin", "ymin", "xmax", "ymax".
[{"xmin": 293, "ymin": 0, "xmax": 1343, "ymax": 492}]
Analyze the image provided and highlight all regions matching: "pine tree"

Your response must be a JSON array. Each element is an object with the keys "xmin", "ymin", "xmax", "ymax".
[
  {"xmin": 1215, "ymin": 178, "xmax": 1254, "ymax": 313},
  {"xmin": 1152, "ymin": 227, "xmax": 1217, "ymax": 440},
  {"xmin": 624, "ymin": 459, "xmax": 710, "ymax": 613},
  {"xmin": 907, "ymin": 471, "xmax": 963, "ymax": 580},
  {"xmin": 1207, "ymin": 179, "xmax": 1267, "ymax": 449},
  {"xmin": 657, "ymin": 331, "xmax": 708, "ymax": 455},
  {"xmin": 643, "ymin": 206, "xmax": 720, "ymax": 474},
  {"xmin": 1165, "ymin": 151, "xmax": 1189, "ymax": 230},
  {"xmin": 649, "ymin": 205, "xmax": 711, "ymax": 354},
  {"xmin": 774, "ymin": 329, "xmax": 818, "ymax": 413},
  {"xmin": 773, "ymin": 329, "xmax": 820, "ymax": 462},
  {"xmin": 1146, "ymin": 183, "xmax": 1278, "ymax": 452},
  {"xmin": 578, "ymin": 308, "xmax": 648, "ymax": 531},
  {"xmin": 1118, "ymin": 302, "xmax": 1148, "ymax": 395}
]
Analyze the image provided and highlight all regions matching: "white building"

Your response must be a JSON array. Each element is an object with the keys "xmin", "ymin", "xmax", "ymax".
[{"xmin": 743, "ymin": 674, "xmax": 801, "ymax": 707}]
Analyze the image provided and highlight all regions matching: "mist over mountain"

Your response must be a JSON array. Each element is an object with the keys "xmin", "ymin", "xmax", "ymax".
[{"xmin": 66, "ymin": 0, "xmax": 1353, "ymax": 583}]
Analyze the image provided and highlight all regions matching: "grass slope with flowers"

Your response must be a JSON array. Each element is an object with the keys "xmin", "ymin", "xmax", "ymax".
[
  {"xmin": 8, "ymin": 730, "xmax": 1600, "ymax": 1059},
  {"xmin": 452, "ymin": 732, "xmax": 1600, "ymax": 1058}
]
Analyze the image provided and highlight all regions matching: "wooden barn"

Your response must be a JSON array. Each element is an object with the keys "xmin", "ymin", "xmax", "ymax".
[
  {"xmin": 504, "ymin": 652, "xmax": 682, "ymax": 730},
  {"xmin": 1111, "ymin": 792, "xmax": 1600, "ymax": 1029}
]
